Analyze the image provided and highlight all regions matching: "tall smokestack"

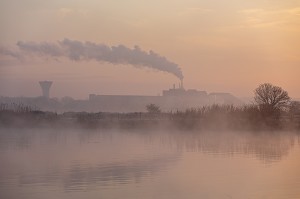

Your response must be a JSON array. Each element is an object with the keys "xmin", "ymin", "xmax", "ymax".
[
  {"xmin": 181, "ymin": 79, "xmax": 184, "ymax": 89},
  {"xmin": 39, "ymin": 81, "xmax": 53, "ymax": 98}
]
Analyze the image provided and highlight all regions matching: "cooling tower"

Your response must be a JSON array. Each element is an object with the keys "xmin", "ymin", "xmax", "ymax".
[{"xmin": 39, "ymin": 81, "xmax": 53, "ymax": 98}]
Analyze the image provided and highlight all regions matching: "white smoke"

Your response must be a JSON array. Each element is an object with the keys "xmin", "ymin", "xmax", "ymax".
[
  {"xmin": 0, "ymin": 46, "xmax": 22, "ymax": 59},
  {"xmin": 8, "ymin": 39, "xmax": 184, "ymax": 80}
]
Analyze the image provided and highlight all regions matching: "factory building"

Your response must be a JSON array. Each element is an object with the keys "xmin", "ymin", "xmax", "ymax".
[
  {"xmin": 89, "ymin": 84, "xmax": 241, "ymax": 112},
  {"xmin": 0, "ymin": 81, "xmax": 242, "ymax": 112}
]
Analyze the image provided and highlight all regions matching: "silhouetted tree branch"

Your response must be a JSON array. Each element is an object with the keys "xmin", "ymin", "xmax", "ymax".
[{"xmin": 254, "ymin": 83, "xmax": 290, "ymax": 111}]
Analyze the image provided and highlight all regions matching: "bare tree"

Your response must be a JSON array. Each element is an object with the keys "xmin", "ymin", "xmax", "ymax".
[
  {"xmin": 254, "ymin": 83, "xmax": 290, "ymax": 110},
  {"xmin": 289, "ymin": 101, "xmax": 300, "ymax": 116}
]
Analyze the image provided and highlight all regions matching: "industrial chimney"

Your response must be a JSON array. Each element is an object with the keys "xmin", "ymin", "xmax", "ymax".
[
  {"xmin": 39, "ymin": 81, "xmax": 53, "ymax": 98},
  {"xmin": 180, "ymin": 79, "xmax": 184, "ymax": 89}
]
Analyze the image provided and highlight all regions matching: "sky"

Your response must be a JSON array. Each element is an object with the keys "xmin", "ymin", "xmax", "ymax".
[{"xmin": 0, "ymin": 0, "xmax": 299, "ymax": 99}]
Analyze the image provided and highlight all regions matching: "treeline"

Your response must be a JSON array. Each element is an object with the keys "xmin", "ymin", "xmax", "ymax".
[
  {"xmin": 0, "ymin": 103, "xmax": 58, "ymax": 127},
  {"xmin": 169, "ymin": 104, "xmax": 300, "ymax": 131},
  {"xmin": 0, "ymin": 103, "xmax": 299, "ymax": 131}
]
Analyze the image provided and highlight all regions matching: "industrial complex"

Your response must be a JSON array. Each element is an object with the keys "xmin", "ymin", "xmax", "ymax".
[
  {"xmin": 89, "ymin": 83, "xmax": 241, "ymax": 112},
  {"xmin": 0, "ymin": 81, "xmax": 242, "ymax": 112}
]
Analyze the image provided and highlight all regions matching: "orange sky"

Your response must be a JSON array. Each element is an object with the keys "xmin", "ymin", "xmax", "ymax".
[{"xmin": 0, "ymin": 0, "xmax": 299, "ymax": 99}]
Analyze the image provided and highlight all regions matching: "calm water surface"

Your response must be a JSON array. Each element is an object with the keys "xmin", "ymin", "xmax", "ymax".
[{"xmin": 0, "ymin": 128, "xmax": 299, "ymax": 199}]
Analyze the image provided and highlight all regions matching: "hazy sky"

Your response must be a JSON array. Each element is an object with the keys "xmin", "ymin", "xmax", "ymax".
[{"xmin": 0, "ymin": 0, "xmax": 299, "ymax": 99}]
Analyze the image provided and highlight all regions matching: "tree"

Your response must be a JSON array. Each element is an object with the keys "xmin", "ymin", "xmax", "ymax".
[
  {"xmin": 289, "ymin": 101, "xmax": 300, "ymax": 116},
  {"xmin": 146, "ymin": 104, "xmax": 161, "ymax": 114},
  {"xmin": 254, "ymin": 83, "xmax": 291, "ymax": 111}
]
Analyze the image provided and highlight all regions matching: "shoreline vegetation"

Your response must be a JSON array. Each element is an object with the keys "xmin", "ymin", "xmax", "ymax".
[{"xmin": 1, "ymin": 103, "xmax": 299, "ymax": 132}]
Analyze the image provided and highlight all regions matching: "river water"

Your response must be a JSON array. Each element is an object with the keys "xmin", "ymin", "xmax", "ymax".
[{"xmin": 0, "ymin": 128, "xmax": 299, "ymax": 199}]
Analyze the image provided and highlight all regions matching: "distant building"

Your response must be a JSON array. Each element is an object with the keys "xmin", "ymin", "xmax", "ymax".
[
  {"xmin": 39, "ymin": 81, "xmax": 53, "ymax": 98},
  {"xmin": 0, "ymin": 82, "xmax": 242, "ymax": 112},
  {"xmin": 209, "ymin": 92, "xmax": 240, "ymax": 104},
  {"xmin": 163, "ymin": 88, "xmax": 207, "ymax": 97},
  {"xmin": 88, "ymin": 86, "xmax": 242, "ymax": 112}
]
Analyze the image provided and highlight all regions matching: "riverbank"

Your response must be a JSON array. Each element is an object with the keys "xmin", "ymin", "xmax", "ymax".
[{"xmin": 1, "ymin": 104, "xmax": 299, "ymax": 131}]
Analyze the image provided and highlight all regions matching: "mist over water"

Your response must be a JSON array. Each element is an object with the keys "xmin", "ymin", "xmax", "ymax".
[
  {"xmin": 0, "ymin": 128, "xmax": 299, "ymax": 199},
  {"xmin": 1, "ymin": 1, "xmax": 299, "ymax": 198}
]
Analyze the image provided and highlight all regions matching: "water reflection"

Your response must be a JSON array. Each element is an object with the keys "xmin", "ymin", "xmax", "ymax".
[
  {"xmin": 0, "ymin": 128, "xmax": 181, "ymax": 193},
  {"xmin": 163, "ymin": 132, "xmax": 298, "ymax": 163},
  {"xmin": 13, "ymin": 155, "xmax": 179, "ymax": 192},
  {"xmin": 63, "ymin": 155, "xmax": 179, "ymax": 191},
  {"xmin": 0, "ymin": 128, "xmax": 299, "ymax": 199}
]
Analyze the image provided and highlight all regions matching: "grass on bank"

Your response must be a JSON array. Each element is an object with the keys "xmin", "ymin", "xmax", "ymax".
[{"xmin": 0, "ymin": 103, "xmax": 299, "ymax": 131}]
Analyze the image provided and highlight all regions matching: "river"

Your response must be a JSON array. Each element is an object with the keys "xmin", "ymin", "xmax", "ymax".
[{"xmin": 0, "ymin": 128, "xmax": 299, "ymax": 199}]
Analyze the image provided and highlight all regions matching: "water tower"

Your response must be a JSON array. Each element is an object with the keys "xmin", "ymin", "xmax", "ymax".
[{"xmin": 39, "ymin": 81, "xmax": 53, "ymax": 98}]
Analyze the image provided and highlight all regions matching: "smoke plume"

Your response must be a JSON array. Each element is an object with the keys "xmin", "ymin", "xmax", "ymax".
[
  {"xmin": 0, "ymin": 46, "xmax": 22, "ymax": 59},
  {"xmin": 6, "ymin": 39, "xmax": 184, "ymax": 80}
]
